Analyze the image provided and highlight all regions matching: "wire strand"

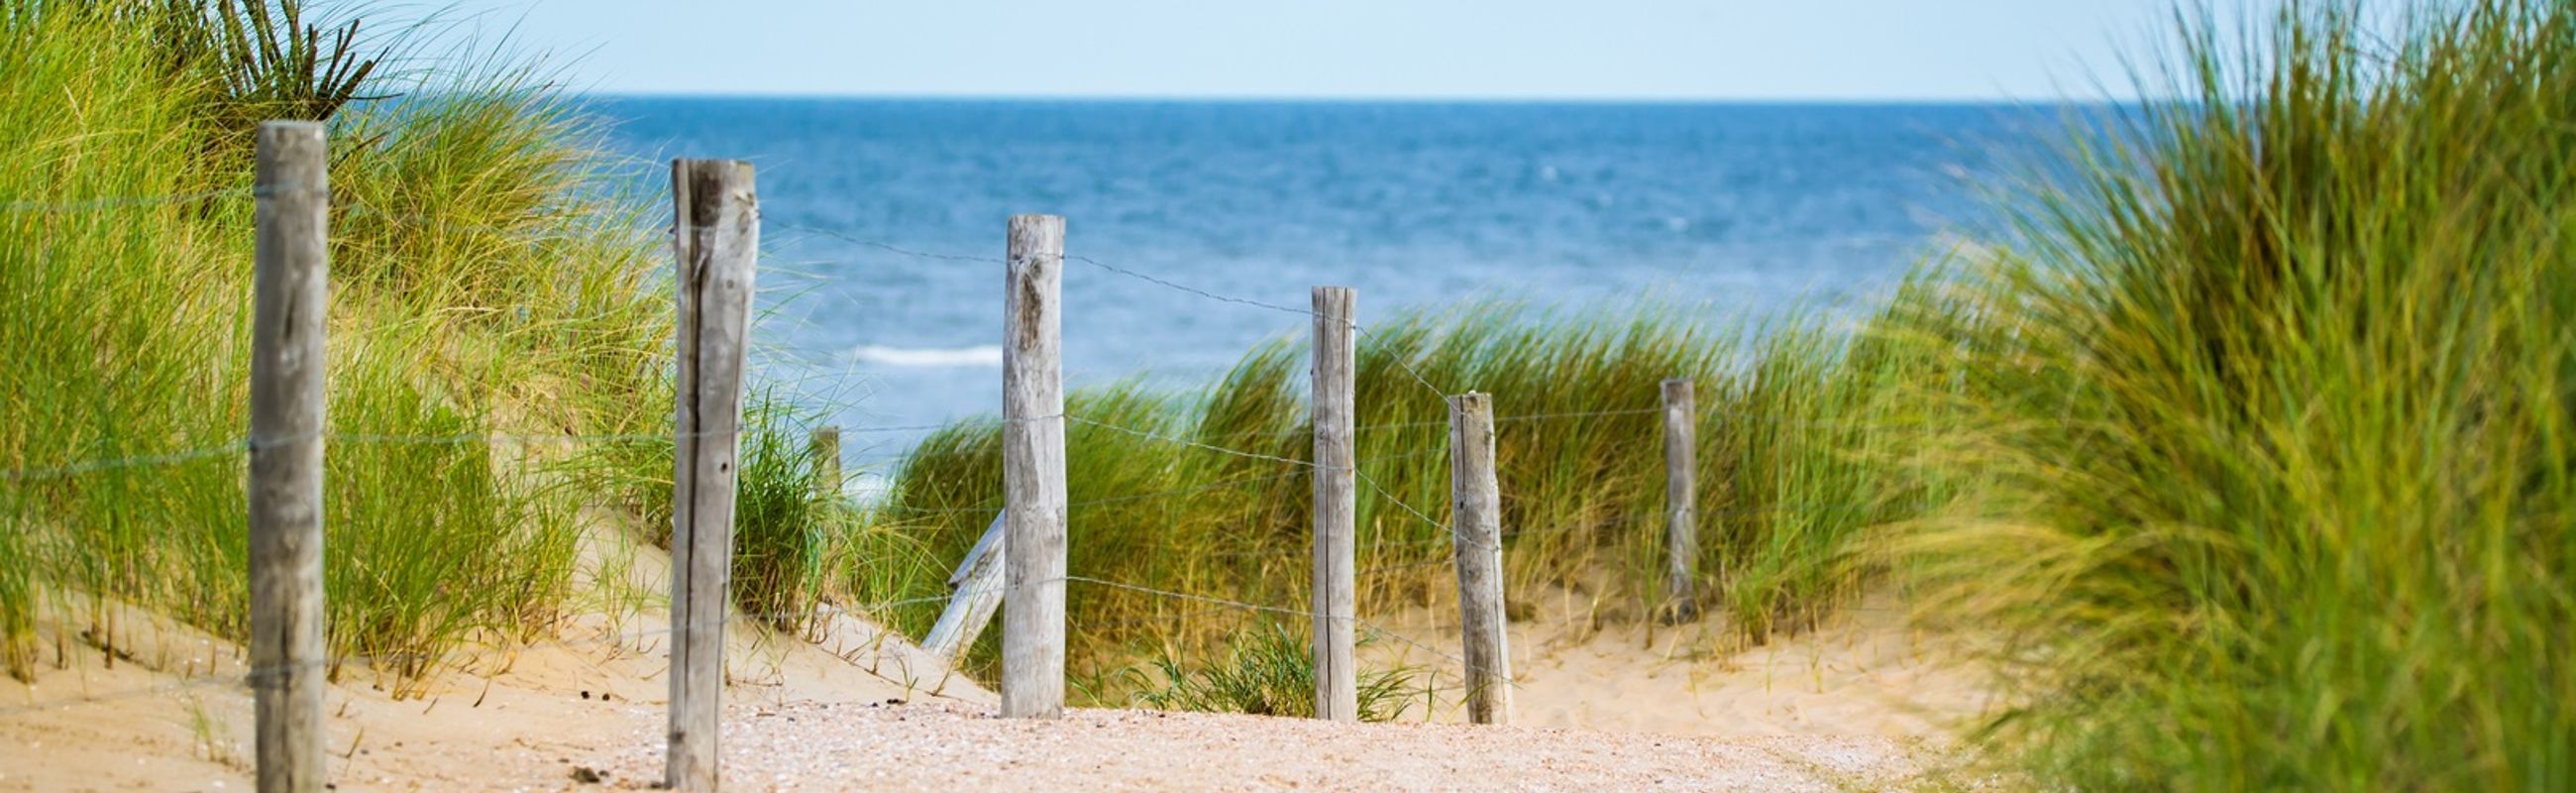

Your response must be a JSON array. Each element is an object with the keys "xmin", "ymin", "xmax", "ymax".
[
  {"xmin": 1066, "ymin": 414, "xmax": 1317, "ymax": 469},
  {"xmin": 0, "ymin": 186, "xmax": 272, "ymax": 213}
]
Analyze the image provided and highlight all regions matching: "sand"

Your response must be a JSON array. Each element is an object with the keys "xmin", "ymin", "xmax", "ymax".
[
  {"xmin": 0, "ymin": 536, "xmax": 2000, "ymax": 791},
  {"xmin": 1360, "ymin": 582, "xmax": 2000, "ymax": 739},
  {"xmin": 580, "ymin": 700, "xmax": 1975, "ymax": 791},
  {"xmin": 0, "ymin": 579, "xmax": 989, "ymax": 791}
]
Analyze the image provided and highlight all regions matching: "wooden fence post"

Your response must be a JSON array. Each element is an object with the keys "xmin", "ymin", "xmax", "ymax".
[
  {"xmin": 922, "ymin": 512, "xmax": 1008, "ymax": 663},
  {"xmin": 249, "ymin": 119, "xmax": 329, "ymax": 793},
  {"xmin": 666, "ymin": 159, "xmax": 759, "ymax": 791},
  {"xmin": 1660, "ymin": 379, "xmax": 1700, "ymax": 623},
  {"xmin": 1449, "ymin": 392, "xmax": 1512, "ymax": 725},
  {"xmin": 1002, "ymin": 214, "xmax": 1068, "ymax": 719},
  {"xmin": 1310, "ymin": 286, "xmax": 1358, "ymax": 722},
  {"xmin": 809, "ymin": 425, "xmax": 841, "ymax": 500}
]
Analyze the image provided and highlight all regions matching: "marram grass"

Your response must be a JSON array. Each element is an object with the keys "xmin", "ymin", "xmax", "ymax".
[
  {"xmin": 1886, "ymin": 1, "xmax": 2576, "ymax": 788},
  {"xmin": 7, "ymin": 1, "xmax": 2565, "ymax": 787},
  {"xmin": 1129, "ymin": 623, "xmax": 1423, "ymax": 723},
  {"xmin": 834, "ymin": 4, "xmax": 2576, "ymax": 785},
  {"xmin": 846, "ymin": 301, "xmax": 1930, "ymax": 700},
  {"xmin": 0, "ymin": 1, "xmax": 670, "ymax": 690}
]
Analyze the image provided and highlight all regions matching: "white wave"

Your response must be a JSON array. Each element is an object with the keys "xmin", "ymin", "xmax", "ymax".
[{"xmin": 851, "ymin": 344, "xmax": 1004, "ymax": 368}]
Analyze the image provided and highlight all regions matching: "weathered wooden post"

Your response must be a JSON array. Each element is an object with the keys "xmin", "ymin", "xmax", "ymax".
[
  {"xmin": 1002, "ymin": 214, "xmax": 1068, "ymax": 719},
  {"xmin": 1449, "ymin": 392, "xmax": 1512, "ymax": 725},
  {"xmin": 249, "ymin": 119, "xmax": 329, "ymax": 793},
  {"xmin": 1660, "ymin": 379, "xmax": 1700, "ymax": 623},
  {"xmin": 666, "ymin": 159, "xmax": 759, "ymax": 791},
  {"xmin": 1310, "ymin": 286, "xmax": 1358, "ymax": 722},
  {"xmin": 808, "ymin": 425, "xmax": 842, "ymax": 500},
  {"xmin": 922, "ymin": 512, "xmax": 1007, "ymax": 663}
]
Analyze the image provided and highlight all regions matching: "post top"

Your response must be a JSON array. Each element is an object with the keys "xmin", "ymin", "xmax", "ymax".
[
  {"xmin": 1008, "ymin": 214, "xmax": 1067, "ymax": 238},
  {"xmin": 257, "ymin": 119, "xmax": 325, "ymax": 133},
  {"xmin": 670, "ymin": 159, "xmax": 756, "ymax": 180},
  {"xmin": 1311, "ymin": 285, "xmax": 1356, "ymax": 317}
]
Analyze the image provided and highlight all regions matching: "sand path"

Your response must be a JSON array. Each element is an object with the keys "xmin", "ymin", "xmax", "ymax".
[
  {"xmin": 578, "ymin": 700, "xmax": 1958, "ymax": 791},
  {"xmin": 1, "ymin": 599, "xmax": 1995, "ymax": 791},
  {"xmin": 2, "ymin": 539, "xmax": 1997, "ymax": 790}
]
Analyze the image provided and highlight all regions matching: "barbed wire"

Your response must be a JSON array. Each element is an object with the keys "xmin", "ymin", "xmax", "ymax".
[
  {"xmin": 769, "ymin": 223, "xmax": 1470, "ymax": 403},
  {"xmin": 0, "ymin": 442, "xmax": 252, "ymax": 482},
  {"xmin": 1063, "ymin": 254, "xmax": 1317, "ymax": 318},
  {"xmin": 336, "ymin": 199, "xmax": 668, "ymax": 242},
  {"xmin": 1066, "ymin": 414, "xmax": 1319, "ymax": 469},
  {"xmin": 1357, "ymin": 556, "xmax": 1455, "ymax": 577},
  {"xmin": 745, "ymin": 225, "xmax": 1963, "ymax": 437},
  {"xmin": 1347, "ymin": 501, "xmax": 1884, "ymax": 552},
  {"xmin": 0, "ymin": 186, "xmax": 271, "ymax": 213},
  {"xmin": 0, "ymin": 415, "xmax": 1079, "ymax": 482},
  {"xmin": 772, "ymin": 224, "xmax": 1003, "ymax": 265},
  {"xmin": 869, "ymin": 449, "xmax": 1457, "ymax": 519},
  {"xmin": 1351, "ymin": 467, "xmax": 1493, "ymax": 553},
  {"xmin": 6, "ymin": 179, "xmax": 1917, "ymax": 731},
  {"xmin": 0, "ymin": 483, "xmax": 1894, "ymax": 720},
  {"xmin": 1346, "ymin": 326, "xmax": 1461, "ymax": 404},
  {"xmin": 0, "ymin": 402, "xmax": 1931, "ymax": 483},
  {"xmin": 872, "ymin": 470, "xmax": 1301, "ymax": 519},
  {"xmin": 1047, "ymin": 411, "xmax": 1487, "ymax": 556}
]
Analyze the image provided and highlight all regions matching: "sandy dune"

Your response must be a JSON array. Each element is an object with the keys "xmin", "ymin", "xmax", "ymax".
[
  {"xmin": 1, "ymin": 532, "xmax": 1997, "ymax": 791},
  {"xmin": 0, "ymin": 594, "xmax": 984, "ymax": 791},
  {"xmin": 1364, "ymin": 583, "xmax": 1999, "ymax": 739}
]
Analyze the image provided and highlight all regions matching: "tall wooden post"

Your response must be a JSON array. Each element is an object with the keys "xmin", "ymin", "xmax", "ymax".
[
  {"xmin": 1309, "ymin": 286, "xmax": 1358, "ymax": 722},
  {"xmin": 666, "ymin": 159, "xmax": 759, "ymax": 791},
  {"xmin": 1001, "ymin": 214, "xmax": 1068, "ymax": 719},
  {"xmin": 1660, "ymin": 379, "xmax": 1701, "ymax": 623},
  {"xmin": 1449, "ymin": 393, "xmax": 1512, "ymax": 725},
  {"xmin": 249, "ymin": 119, "xmax": 329, "ymax": 793}
]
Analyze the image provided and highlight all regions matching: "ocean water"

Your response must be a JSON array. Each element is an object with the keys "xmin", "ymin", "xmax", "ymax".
[{"xmin": 590, "ymin": 98, "xmax": 2057, "ymax": 463}]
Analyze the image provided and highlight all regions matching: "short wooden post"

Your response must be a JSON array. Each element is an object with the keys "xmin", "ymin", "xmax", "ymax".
[
  {"xmin": 1660, "ymin": 379, "xmax": 1701, "ymax": 623},
  {"xmin": 666, "ymin": 159, "xmax": 759, "ymax": 791},
  {"xmin": 922, "ymin": 512, "xmax": 1008, "ymax": 662},
  {"xmin": 1449, "ymin": 393, "xmax": 1512, "ymax": 725},
  {"xmin": 249, "ymin": 119, "xmax": 329, "ymax": 793},
  {"xmin": 808, "ymin": 425, "xmax": 842, "ymax": 500},
  {"xmin": 1309, "ymin": 286, "xmax": 1358, "ymax": 722},
  {"xmin": 1001, "ymin": 214, "xmax": 1068, "ymax": 719}
]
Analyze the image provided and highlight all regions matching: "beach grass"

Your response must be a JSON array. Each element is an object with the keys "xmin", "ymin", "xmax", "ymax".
[
  {"xmin": 0, "ymin": 0, "xmax": 670, "ymax": 688},
  {"xmin": 7, "ymin": 1, "xmax": 2569, "ymax": 787},
  {"xmin": 1129, "ymin": 622, "xmax": 1423, "ymax": 723},
  {"xmin": 845, "ymin": 300, "xmax": 1927, "ymax": 699},
  {"xmin": 826, "ymin": 4, "xmax": 2576, "ymax": 785},
  {"xmin": 1885, "ymin": 0, "xmax": 2576, "ymax": 786}
]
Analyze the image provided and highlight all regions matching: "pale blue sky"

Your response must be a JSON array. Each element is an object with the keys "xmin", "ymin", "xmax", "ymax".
[{"xmin": 464, "ymin": 0, "xmax": 2195, "ymax": 100}]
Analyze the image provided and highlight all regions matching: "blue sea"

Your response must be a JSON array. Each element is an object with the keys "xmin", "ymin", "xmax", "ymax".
[{"xmin": 590, "ymin": 99, "xmax": 2059, "ymax": 465}]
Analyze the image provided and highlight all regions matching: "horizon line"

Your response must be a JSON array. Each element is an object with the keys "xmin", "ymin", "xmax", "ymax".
[{"xmin": 569, "ymin": 90, "xmax": 2137, "ymax": 106}]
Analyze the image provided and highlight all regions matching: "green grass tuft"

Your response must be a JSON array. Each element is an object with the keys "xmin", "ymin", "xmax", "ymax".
[{"xmin": 1129, "ymin": 623, "xmax": 1422, "ymax": 723}]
